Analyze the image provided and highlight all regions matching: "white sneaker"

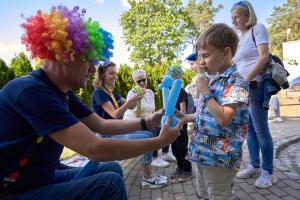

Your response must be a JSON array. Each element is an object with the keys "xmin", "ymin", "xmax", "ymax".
[
  {"xmin": 236, "ymin": 164, "xmax": 261, "ymax": 179},
  {"xmin": 255, "ymin": 169, "xmax": 278, "ymax": 189},
  {"xmin": 151, "ymin": 157, "xmax": 169, "ymax": 168},
  {"xmin": 161, "ymin": 152, "xmax": 176, "ymax": 162},
  {"xmin": 274, "ymin": 117, "xmax": 283, "ymax": 122},
  {"xmin": 142, "ymin": 172, "xmax": 167, "ymax": 189}
]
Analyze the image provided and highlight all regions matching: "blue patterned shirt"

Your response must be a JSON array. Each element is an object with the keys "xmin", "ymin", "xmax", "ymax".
[{"xmin": 188, "ymin": 65, "xmax": 249, "ymax": 170}]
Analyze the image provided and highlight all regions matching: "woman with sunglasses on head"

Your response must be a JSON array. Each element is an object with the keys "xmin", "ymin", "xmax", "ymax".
[
  {"xmin": 124, "ymin": 69, "xmax": 174, "ymax": 169},
  {"xmin": 231, "ymin": 1, "xmax": 277, "ymax": 188},
  {"xmin": 92, "ymin": 62, "xmax": 168, "ymax": 189}
]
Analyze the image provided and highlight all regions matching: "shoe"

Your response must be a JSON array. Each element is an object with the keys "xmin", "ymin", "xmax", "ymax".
[
  {"xmin": 274, "ymin": 117, "xmax": 283, "ymax": 122},
  {"xmin": 151, "ymin": 157, "xmax": 169, "ymax": 168},
  {"xmin": 255, "ymin": 169, "xmax": 277, "ymax": 188},
  {"xmin": 152, "ymin": 172, "xmax": 167, "ymax": 180},
  {"xmin": 161, "ymin": 152, "xmax": 176, "ymax": 162},
  {"xmin": 178, "ymin": 171, "xmax": 193, "ymax": 183},
  {"xmin": 171, "ymin": 167, "xmax": 184, "ymax": 178},
  {"xmin": 142, "ymin": 172, "xmax": 168, "ymax": 189},
  {"xmin": 236, "ymin": 164, "xmax": 261, "ymax": 179}
]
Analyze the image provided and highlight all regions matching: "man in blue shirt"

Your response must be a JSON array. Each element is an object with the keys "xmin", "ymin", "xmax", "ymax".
[{"xmin": 0, "ymin": 5, "xmax": 184, "ymax": 200}]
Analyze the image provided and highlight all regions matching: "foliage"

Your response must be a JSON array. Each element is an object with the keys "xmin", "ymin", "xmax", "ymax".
[
  {"xmin": 267, "ymin": 0, "xmax": 300, "ymax": 60},
  {"xmin": 115, "ymin": 64, "xmax": 134, "ymax": 98},
  {"xmin": 73, "ymin": 75, "xmax": 94, "ymax": 108},
  {"xmin": 185, "ymin": 0, "xmax": 223, "ymax": 43},
  {"xmin": 10, "ymin": 52, "xmax": 33, "ymax": 77},
  {"xmin": 121, "ymin": 0, "xmax": 191, "ymax": 65},
  {"xmin": 0, "ymin": 59, "xmax": 15, "ymax": 88}
]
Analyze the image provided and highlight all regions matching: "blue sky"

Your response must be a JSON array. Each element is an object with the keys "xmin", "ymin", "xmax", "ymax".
[{"xmin": 0, "ymin": 0, "xmax": 286, "ymax": 66}]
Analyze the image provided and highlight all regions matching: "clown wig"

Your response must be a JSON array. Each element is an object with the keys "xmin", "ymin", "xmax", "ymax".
[{"xmin": 21, "ymin": 5, "xmax": 113, "ymax": 63}]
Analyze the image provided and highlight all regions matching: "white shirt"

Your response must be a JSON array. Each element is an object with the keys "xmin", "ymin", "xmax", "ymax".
[
  {"xmin": 233, "ymin": 23, "xmax": 269, "ymax": 82},
  {"xmin": 123, "ymin": 88, "xmax": 155, "ymax": 119}
]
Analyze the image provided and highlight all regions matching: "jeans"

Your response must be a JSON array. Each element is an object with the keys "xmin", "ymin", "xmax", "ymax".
[
  {"xmin": 247, "ymin": 81, "xmax": 274, "ymax": 174},
  {"xmin": 3, "ymin": 161, "xmax": 127, "ymax": 200},
  {"xmin": 102, "ymin": 131, "xmax": 153, "ymax": 165}
]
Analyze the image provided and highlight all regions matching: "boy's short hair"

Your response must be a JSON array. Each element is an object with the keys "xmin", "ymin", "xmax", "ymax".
[{"xmin": 195, "ymin": 23, "xmax": 239, "ymax": 57}]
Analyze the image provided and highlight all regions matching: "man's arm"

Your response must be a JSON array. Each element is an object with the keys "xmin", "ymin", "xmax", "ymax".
[{"xmin": 50, "ymin": 118, "xmax": 182, "ymax": 161}]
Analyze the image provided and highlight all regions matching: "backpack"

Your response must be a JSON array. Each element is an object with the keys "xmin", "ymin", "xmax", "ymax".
[
  {"xmin": 186, "ymin": 93, "xmax": 195, "ymax": 114},
  {"xmin": 251, "ymin": 27, "xmax": 290, "ymax": 89}
]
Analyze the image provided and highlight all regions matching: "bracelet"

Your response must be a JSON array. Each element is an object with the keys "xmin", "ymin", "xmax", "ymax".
[{"xmin": 140, "ymin": 117, "xmax": 148, "ymax": 130}]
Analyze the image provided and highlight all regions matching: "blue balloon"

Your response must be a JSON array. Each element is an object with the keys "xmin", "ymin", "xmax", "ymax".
[{"xmin": 159, "ymin": 75, "xmax": 182, "ymax": 127}]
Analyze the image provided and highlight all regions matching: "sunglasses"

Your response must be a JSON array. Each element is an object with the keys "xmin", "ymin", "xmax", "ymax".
[
  {"xmin": 233, "ymin": 1, "xmax": 245, "ymax": 8},
  {"xmin": 100, "ymin": 61, "xmax": 113, "ymax": 68},
  {"xmin": 136, "ymin": 78, "xmax": 147, "ymax": 84}
]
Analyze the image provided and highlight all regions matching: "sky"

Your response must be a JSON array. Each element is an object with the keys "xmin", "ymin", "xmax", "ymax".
[{"xmin": 0, "ymin": 0, "xmax": 286, "ymax": 66}]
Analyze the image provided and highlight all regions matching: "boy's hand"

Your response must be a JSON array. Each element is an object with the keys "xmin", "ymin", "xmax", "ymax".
[{"xmin": 196, "ymin": 73, "xmax": 209, "ymax": 94}]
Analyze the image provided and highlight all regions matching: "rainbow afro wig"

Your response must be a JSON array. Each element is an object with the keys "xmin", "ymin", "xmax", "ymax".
[{"xmin": 21, "ymin": 5, "xmax": 113, "ymax": 63}]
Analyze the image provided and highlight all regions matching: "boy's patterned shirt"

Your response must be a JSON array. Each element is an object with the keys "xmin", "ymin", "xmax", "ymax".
[{"xmin": 188, "ymin": 65, "xmax": 249, "ymax": 170}]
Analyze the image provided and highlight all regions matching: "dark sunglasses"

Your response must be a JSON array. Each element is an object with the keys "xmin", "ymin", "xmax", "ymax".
[
  {"xmin": 233, "ymin": 1, "xmax": 245, "ymax": 8},
  {"xmin": 136, "ymin": 78, "xmax": 147, "ymax": 84}
]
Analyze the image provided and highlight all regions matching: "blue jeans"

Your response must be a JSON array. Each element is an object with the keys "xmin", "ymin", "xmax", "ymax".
[
  {"xmin": 3, "ymin": 161, "xmax": 127, "ymax": 200},
  {"xmin": 247, "ymin": 81, "xmax": 274, "ymax": 174},
  {"xmin": 101, "ymin": 131, "xmax": 153, "ymax": 165}
]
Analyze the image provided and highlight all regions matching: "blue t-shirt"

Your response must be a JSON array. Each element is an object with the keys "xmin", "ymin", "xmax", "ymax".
[
  {"xmin": 92, "ymin": 88, "xmax": 122, "ymax": 119},
  {"xmin": 0, "ymin": 69, "xmax": 92, "ymax": 192}
]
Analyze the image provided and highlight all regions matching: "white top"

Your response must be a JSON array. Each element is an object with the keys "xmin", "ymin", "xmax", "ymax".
[
  {"xmin": 185, "ymin": 75, "xmax": 199, "ymax": 106},
  {"xmin": 232, "ymin": 23, "xmax": 269, "ymax": 82},
  {"xmin": 123, "ymin": 88, "xmax": 155, "ymax": 119}
]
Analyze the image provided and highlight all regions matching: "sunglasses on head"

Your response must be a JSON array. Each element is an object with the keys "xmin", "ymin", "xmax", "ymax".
[
  {"xmin": 136, "ymin": 78, "xmax": 147, "ymax": 84},
  {"xmin": 233, "ymin": 1, "xmax": 245, "ymax": 8},
  {"xmin": 100, "ymin": 61, "xmax": 113, "ymax": 68}
]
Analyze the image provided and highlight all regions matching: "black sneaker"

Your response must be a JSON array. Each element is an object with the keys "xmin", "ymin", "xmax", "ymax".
[
  {"xmin": 171, "ymin": 167, "xmax": 184, "ymax": 178},
  {"xmin": 178, "ymin": 171, "xmax": 192, "ymax": 182}
]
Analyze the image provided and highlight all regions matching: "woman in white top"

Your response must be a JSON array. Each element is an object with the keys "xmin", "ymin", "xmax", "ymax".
[
  {"xmin": 124, "ymin": 69, "xmax": 176, "ymax": 168},
  {"xmin": 231, "ymin": 1, "xmax": 277, "ymax": 189}
]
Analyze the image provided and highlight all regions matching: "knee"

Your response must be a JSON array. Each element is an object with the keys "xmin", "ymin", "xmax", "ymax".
[{"xmin": 102, "ymin": 161, "xmax": 123, "ymax": 177}]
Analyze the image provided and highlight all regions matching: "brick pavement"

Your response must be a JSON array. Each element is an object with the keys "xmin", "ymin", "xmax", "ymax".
[{"xmin": 120, "ymin": 118, "xmax": 300, "ymax": 200}]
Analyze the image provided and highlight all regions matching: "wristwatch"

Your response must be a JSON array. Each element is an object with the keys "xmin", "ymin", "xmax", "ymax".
[{"xmin": 203, "ymin": 93, "xmax": 214, "ymax": 103}]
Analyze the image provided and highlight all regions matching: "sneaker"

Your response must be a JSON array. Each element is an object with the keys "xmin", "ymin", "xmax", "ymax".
[
  {"xmin": 255, "ymin": 169, "xmax": 277, "ymax": 189},
  {"xmin": 142, "ymin": 172, "xmax": 167, "ymax": 189},
  {"xmin": 178, "ymin": 171, "xmax": 193, "ymax": 183},
  {"xmin": 236, "ymin": 164, "xmax": 261, "ymax": 179},
  {"xmin": 161, "ymin": 152, "xmax": 176, "ymax": 162},
  {"xmin": 171, "ymin": 167, "xmax": 184, "ymax": 178},
  {"xmin": 274, "ymin": 117, "xmax": 283, "ymax": 122},
  {"xmin": 151, "ymin": 157, "xmax": 169, "ymax": 168}
]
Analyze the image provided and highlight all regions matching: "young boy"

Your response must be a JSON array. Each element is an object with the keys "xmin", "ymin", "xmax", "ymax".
[
  {"xmin": 165, "ymin": 65, "xmax": 193, "ymax": 182},
  {"xmin": 187, "ymin": 23, "xmax": 249, "ymax": 199}
]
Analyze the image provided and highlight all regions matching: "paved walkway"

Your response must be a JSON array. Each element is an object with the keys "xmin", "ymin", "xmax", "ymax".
[{"xmin": 119, "ymin": 118, "xmax": 300, "ymax": 200}]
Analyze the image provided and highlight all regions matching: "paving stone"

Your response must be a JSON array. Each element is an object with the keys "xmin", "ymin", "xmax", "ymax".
[
  {"xmin": 249, "ymin": 193, "xmax": 268, "ymax": 200},
  {"xmin": 265, "ymin": 194, "xmax": 283, "ymax": 200},
  {"xmin": 268, "ymin": 186, "xmax": 288, "ymax": 197},
  {"xmin": 172, "ymin": 183, "xmax": 184, "ymax": 193},
  {"xmin": 281, "ymin": 187, "xmax": 300, "ymax": 199}
]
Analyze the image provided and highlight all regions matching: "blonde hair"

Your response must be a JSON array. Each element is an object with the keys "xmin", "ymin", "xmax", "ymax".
[
  {"xmin": 195, "ymin": 23, "xmax": 239, "ymax": 57},
  {"xmin": 93, "ymin": 61, "xmax": 116, "ymax": 89},
  {"xmin": 231, "ymin": 1, "xmax": 257, "ymax": 28}
]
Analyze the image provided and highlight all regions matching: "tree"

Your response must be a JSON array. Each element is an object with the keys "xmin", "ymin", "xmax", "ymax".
[
  {"xmin": 0, "ymin": 59, "xmax": 15, "ymax": 88},
  {"xmin": 185, "ymin": 0, "xmax": 223, "ymax": 43},
  {"xmin": 121, "ymin": 0, "xmax": 191, "ymax": 66},
  {"xmin": 267, "ymin": 0, "xmax": 300, "ymax": 60},
  {"xmin": 10, "ymin": 52, "xmax": 33, "ymax": 77}
]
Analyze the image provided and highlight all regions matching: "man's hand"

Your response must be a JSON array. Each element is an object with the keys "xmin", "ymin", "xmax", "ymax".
[
  {"xmin": 146, "ymin": 109, "xmax": 163, "ymax": 128},
  {"xmin": 158, "ymin": 117, "xmax": 183, "ymax": 145}
]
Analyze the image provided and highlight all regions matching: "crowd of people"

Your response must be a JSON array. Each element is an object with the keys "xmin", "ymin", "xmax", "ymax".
[{"xmin": 0, "ymin": 1, "xmax": 279, "ymax": 200}]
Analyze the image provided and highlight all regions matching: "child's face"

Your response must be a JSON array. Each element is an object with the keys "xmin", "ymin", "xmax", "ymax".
[
  {"xmin": 189, "ymin": 61, "xmax": 198, "ymax": 72},
  {"xmin": 197, "ymin": 44, "xmax": 231, "ymax": 75}
]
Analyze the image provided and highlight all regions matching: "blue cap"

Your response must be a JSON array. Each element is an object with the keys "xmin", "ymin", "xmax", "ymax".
[{"xmin": 185, "ymin": 52, "xmax": 197, "ymax": 61}]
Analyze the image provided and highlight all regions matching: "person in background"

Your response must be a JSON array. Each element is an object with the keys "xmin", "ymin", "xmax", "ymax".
[
  {"xmin": 165, "ymin": 65, "xmax": 193, "ymax": 183},
  {"xmin": 187, "ymin": 23, "xmax": 249, "ymax": 200},
  {"xmin": 123, "ymin": 69, "xmax": 170, "ymax": 168},
  {"xmin": 231, "ymin": 0, "xmax": 277, "ymax": 188},
  {"xmin": 92, "ymin": 62, "xmax": 168, "ymax": 189},
  {"xmin": 0, "ymin": 5, "xmax": 184, "ymax": 200},
  {"xmin": 269, "ymin": 95, "xmax": 283, "ymax": 122}
]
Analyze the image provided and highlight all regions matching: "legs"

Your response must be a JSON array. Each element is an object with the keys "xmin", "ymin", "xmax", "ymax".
[
  {"xmin": 247, "ymin": 82, "xmax": 274, "ymax": 173},
  {"xmin": 17, "ymin": 162, "xmax": 127, "ymax": 200}
]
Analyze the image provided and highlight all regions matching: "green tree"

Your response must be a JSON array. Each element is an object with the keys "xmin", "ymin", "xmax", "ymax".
[
  {"xmin": 267, "ymin": 0, "xmax": 300, "ymax": 59},
  {"xmin": 186, "ymin": 0, "xmax": 223, "ymax": 43},
  {"xmin": 115, "ymin": 64, "xmax": 134, "ymax": 98},
  {"xmin": 0, "ymin": 59, "xmax": 15, "ymax": 88},
  {"xmin": 10, "ymin": 52, "xmax": 33, "ymax": 77},
  {"xmin": 121, "ymin": 0, "xmax": 191, "ymax": 66}
]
